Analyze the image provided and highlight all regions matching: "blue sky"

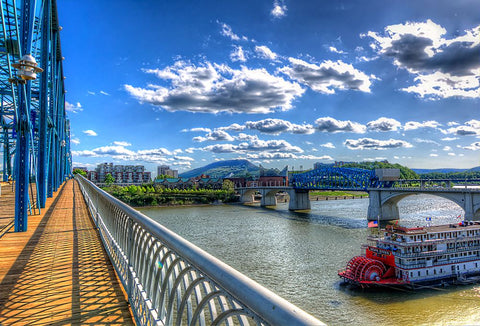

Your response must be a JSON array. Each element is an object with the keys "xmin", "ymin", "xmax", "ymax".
[{"xmin": 58, "ymin": 0, "xmax": 480, "ymax": 174}]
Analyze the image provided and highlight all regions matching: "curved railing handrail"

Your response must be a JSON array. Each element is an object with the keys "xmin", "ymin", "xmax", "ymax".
[{"xmin": 75, "ymin": 175, "xmax": 323, "ymax": 326}]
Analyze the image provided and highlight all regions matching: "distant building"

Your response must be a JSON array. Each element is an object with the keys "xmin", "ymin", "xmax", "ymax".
[
  {"xmin": 89, "ymin": 163, "xmax": 151, "ymax": 184},
  {"xmin": 157, "ymin": 165, "xmax": 178, "ymax": 178}
]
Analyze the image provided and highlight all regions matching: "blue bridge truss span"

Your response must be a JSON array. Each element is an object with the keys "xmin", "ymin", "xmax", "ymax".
[
  {"xmin": 0, "ymin": 0, "xmax": 71, "ymax": 231},
  {"xmin": 291, "ymin": 167, "xmax": 391, "ymax": 191}
]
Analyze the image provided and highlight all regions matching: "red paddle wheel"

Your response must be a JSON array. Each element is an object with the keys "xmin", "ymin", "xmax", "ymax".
[{"xmin": 342, "ymin": 256, "xmax": 386, "ymax": 282}]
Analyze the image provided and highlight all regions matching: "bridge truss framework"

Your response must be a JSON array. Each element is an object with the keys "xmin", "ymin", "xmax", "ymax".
[{"xmin": 0, "ymin": 0, "xmax": 70, "ymax": 231}]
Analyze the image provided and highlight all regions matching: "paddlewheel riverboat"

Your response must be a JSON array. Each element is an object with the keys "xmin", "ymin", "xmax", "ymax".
[{"xmin": 338, "ymin": 221, "xmax": 480, "ymax": 288}]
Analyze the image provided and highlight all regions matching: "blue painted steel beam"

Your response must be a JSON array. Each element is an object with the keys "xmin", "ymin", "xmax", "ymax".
[
  {"xmin": 0, "ymin": 0, "xmax": 71, "ymax": 231},
  {"xmin": 14, "ymin": 0, "xmax": 37, "ymax": 232},
  {"xmin": 37, "ymin": 0, "xmax": 51, "ymax": 208}
]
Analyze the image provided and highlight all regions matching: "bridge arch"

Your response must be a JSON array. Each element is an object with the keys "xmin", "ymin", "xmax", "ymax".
[{"xmin": 369, "ymin": 189, "xmax": 480, "ymax": 221}]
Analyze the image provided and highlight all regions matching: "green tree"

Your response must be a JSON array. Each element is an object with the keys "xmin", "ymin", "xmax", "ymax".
[
  {"xmin": 222, "ymin": 179, "xmax": 234, "ymax": 192},
  {"xmin": 105, "ymin": 173, "xmax": 115, "ymax": 186},
  {"xmin": 72, "ymin": 168, "xmax": 87, "ymax": 177}
]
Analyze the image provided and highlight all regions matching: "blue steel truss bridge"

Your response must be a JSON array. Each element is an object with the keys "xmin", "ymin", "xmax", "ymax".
[
  {"xmin": 290, "ymin": 166, "xmax": 394, "ymax": 191},
  {"xmin": 0, "ymin": 0, "xmax": 71, "ymax": 231}
]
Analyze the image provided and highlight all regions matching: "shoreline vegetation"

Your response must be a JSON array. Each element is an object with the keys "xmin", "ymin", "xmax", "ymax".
[
  {"xmin": 102, "ymin": 184, "xmax": 237, "ymax": 207},
  {"xmin": 101, "ymin": 184, "xmax": 368, "ymax": 208}
]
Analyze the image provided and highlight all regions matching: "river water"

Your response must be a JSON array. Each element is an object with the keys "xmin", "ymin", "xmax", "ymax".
[{"xmin": 139, "ymin": 195, "xmax": 480, "ymax": 325}]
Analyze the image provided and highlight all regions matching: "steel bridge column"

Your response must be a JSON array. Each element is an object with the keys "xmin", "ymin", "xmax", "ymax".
[
  {"xmin": 37, "ymin": 0, "xmax": 51, "ymax": 208},
  {"xmin": 14, "ymin": 0, "xmax": 37, "ymax": 232}
]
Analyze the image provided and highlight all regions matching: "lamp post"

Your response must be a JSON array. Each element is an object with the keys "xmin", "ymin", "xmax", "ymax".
[{"xmin": 11, "ymin": 54, "xmax": 43, "ymax": 232}]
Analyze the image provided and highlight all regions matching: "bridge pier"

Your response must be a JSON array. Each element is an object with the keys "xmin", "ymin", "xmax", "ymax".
[
  {"xmin": 260, "ymin": 189, "xmax": 277, "ymax": 206},
  {"xmin": 367, "ymin": 190, "xmax": 399, "ymax": 221},
  {"xmin": 287, "ymin": 189, "xmax": 310, "ymax": 211}
]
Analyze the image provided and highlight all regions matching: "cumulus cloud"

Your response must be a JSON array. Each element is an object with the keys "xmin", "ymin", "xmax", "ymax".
[
  {"xmin": 113, "ymin": 141, "xmax": 131, "ymax": 146},
  {"xmin": 329, "ymin": 46, "xmax": 345, "ymax": 54},
  {"xmin": 230, "ymin": 45, "xmax": 247, "ymax": 62},
  {"xmin": 404, "ymin": 120, "xmax": 441, "ymax": 130},
  {"xmin": 218, "ymin": 123, "xmax": 245, "ymax": 132},
  {"xmin": 193, "ymin": 130, "xmax": 235, "ymax": 142},
  {"xmin": 367, "ymin": 117, "xmax": 401, "ymax": 132},
  {"xmin": 66, "ymin": 101, "xmax": 83, "ymax": 114},
  {"xmin": 314, "ymin": 117, "xmax": 366, "ymax": 133},
  {"xmin": 71, "ymin": 138, "xmax": 80, "ymax": 145},
  {"xmin": 125, "ymin": 61, "xmax": 305, "ymax": 114},
  {"xmin": 245, "ymin": 118, "xmax": 314, "ymax": 135},
  {"xmin": 320, "ymin": 142, "xmax": 335, "ymax": 149},
  {"xmin": 366, "ymin": 20, "xmax": 480, "ymax": 98},
  {"xmin": 429, "ymin": 153, "xmax": 439, "ymax": 157},
  {"xmin": 271, "ymin": 0, "xmax": 287, "ymax": 18},
  {"xmin": 83, "ymin": 130, "xmax": 97, "ymax": 136},
  {"xmin": 464, "ymin": 142, "xmax": 480, "ymax": 151},
  {"xmin": 279, "ymin": 57, "xmax": 375, "ymax": 94},
  {"xmin": 444, "ymin": 120, "xmax": 480, "ymax": 136},
  {"xmin": 344, "ymin": 138, "xmax": 413, "ymax": 150},
  {"xmin": 255, "ymin": 45, "xmax": 278, "ymax": 60},
  {"xmin": 203, "ymin": 137, "xmax": 303, "ymax": 155}
]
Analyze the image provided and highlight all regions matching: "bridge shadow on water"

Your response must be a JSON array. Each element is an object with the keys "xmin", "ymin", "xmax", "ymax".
[{"xmin": 240, "ymin": 203, "xmax": 367, "ymax": 229}]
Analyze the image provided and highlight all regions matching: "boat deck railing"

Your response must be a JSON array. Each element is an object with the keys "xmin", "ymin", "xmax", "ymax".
[{"xmin": 75, "ymin": 175, "xmax": 323, "ymax": 326}]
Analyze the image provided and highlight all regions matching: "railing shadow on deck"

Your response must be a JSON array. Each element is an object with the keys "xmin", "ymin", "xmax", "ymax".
[{"xmin": 0, "ymin": 180, "xmax": 133, "ymax": 325}]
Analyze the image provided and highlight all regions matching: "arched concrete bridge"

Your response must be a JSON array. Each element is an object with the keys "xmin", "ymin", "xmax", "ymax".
[
  {"xmin": 237, "ymin": 186, "xmax": 480, "ymax": 220},
  {"xmin": 368, "ymin": 188, "xmax": 480, "ymax": 221},
  {"xmin": 237, "ymin": 187, "xmax": 310, "ymax": 210}
]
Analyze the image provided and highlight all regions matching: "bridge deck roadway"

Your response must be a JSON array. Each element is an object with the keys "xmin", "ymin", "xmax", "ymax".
[{"xmin": 0, "ymin": 179, "xmax": 134, "ymax": 325}]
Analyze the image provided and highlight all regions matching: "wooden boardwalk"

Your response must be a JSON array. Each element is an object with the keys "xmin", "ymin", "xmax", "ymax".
[{"xmin": 0, "ymin": 179, "xmax": 134, "ymax": 325}]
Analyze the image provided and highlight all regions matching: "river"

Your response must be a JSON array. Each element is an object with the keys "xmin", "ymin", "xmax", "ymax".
[{"xmin": 139, "ymin": 195, "xmax": 480, "ymax": 325}]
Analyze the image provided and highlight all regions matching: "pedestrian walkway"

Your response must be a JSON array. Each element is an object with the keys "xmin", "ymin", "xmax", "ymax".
[{"xmin": 0, "ymin": 179, "xmax": 134, "ymax": 325}]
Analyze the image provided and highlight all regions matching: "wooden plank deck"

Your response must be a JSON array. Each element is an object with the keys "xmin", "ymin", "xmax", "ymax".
[{"xmin": 0, "ymin": 179, "xmax": 134, "ymax": 325}]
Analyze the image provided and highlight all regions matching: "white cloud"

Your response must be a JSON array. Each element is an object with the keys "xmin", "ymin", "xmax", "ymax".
[
  {"xmin": 125, "ymin": 61, "xmax": 305, "ymax": 114},
  {"xmin": 320, "ymin": 142, "xmax": 335, "ymax": 149},
  {"xmin": 100, "ymin": 90, "xmax": 110, "ymax": 96},
  {"xmin": 447, "ymin": 152, "xmax": 456, "ymax": 156},
  {"xmin": 219, "ymin": 22, "xmax": 248, "ymax": 41},
  {"xmin": 366, "ymin": 20, "xmax": 480, "ymax": 99},
  {"xmin": 314, "ymin": 117, "xmax": 366, "ymax": 133},
  {"xmin": 328, "ymin": 46, "xmax": 345, "ymax": 54},
  {"xmin": 444, "ymin": 120, "xmax": 480, "ymax": 136},
  {"xmin": 230, "ymin": 45, "xmax": 247, "ymax": 62},
  {"xmin": 218, "ymin": 123, "xmax": 245, "ymax": 132},
  {"xmin": 65, "ymin": 101, "xmax": 83, "ymax": 113},
  {"xmin": 413, "ymin": 138, "xmax": 440, "ymax": 146},
  {"xmin": 245, "ymin": 118, "xmax": 314, "ymax": 135},
  {"xmin": 443, "ymin": 146, "xmax": 452, "ymax": 151},
  {"xmin": 83, "ymin": 130, "xmax": 97, "ymax": 136},
  {"xmin": 367, "ymin": 117, "xmax": 401, "ymax": 132},
  {"xmin": 404, "ymin": 120, "xmax": 441, "ymax": 131},
  {"xmin": 441, "ymin": 137, "xmax": 458, "ymax": 141},
  {"xmin": 464, "ymin": 142, "xmax": 480, "ymax": 150},
  {"xmin": 279, "ymin": 57, "xmax": 375, "ymax": 94},
  {"xmin": 113, "ymin": 141, "xmax": 131, "ymax": 146},
  {"xmin": 182, "ymin": 127, "xmax": 212, "ymax": 133},
  {"xmin": 255, "ymin": 45, "xmax": 278, "ymax": 60},
  {"xmin": 429, "ymin": 153, "xmax": 439, "ymax": 157},
  {"xmin": 71, "ymin": 138, "xmax": 80, "ymax": 145},
  {"xmin": 344, "ymin": 138, "xmax": 413, "ymax": 150},
  {"xmin": 271, "ymin": 0, "xmax": 287, "ymax": 18},
  {"xmin": 193, "ymin": 130, "xmax": 235, "ymax": 142}
]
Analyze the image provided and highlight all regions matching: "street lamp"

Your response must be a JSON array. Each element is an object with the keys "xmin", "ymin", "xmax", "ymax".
[{"xmin": 11, "ymin": 54, "xmax": 43, "ymax": 82}]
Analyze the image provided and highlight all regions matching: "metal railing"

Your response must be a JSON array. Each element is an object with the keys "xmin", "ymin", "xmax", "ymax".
[{"xmin": 75, "ymin": 175, "xmax": 323, "ymax": 326}]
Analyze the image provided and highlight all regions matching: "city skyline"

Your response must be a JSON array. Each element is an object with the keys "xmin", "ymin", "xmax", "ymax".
[{"xmin": 58, "ymin": 0, "xmax": 480, "ymax": 173}]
